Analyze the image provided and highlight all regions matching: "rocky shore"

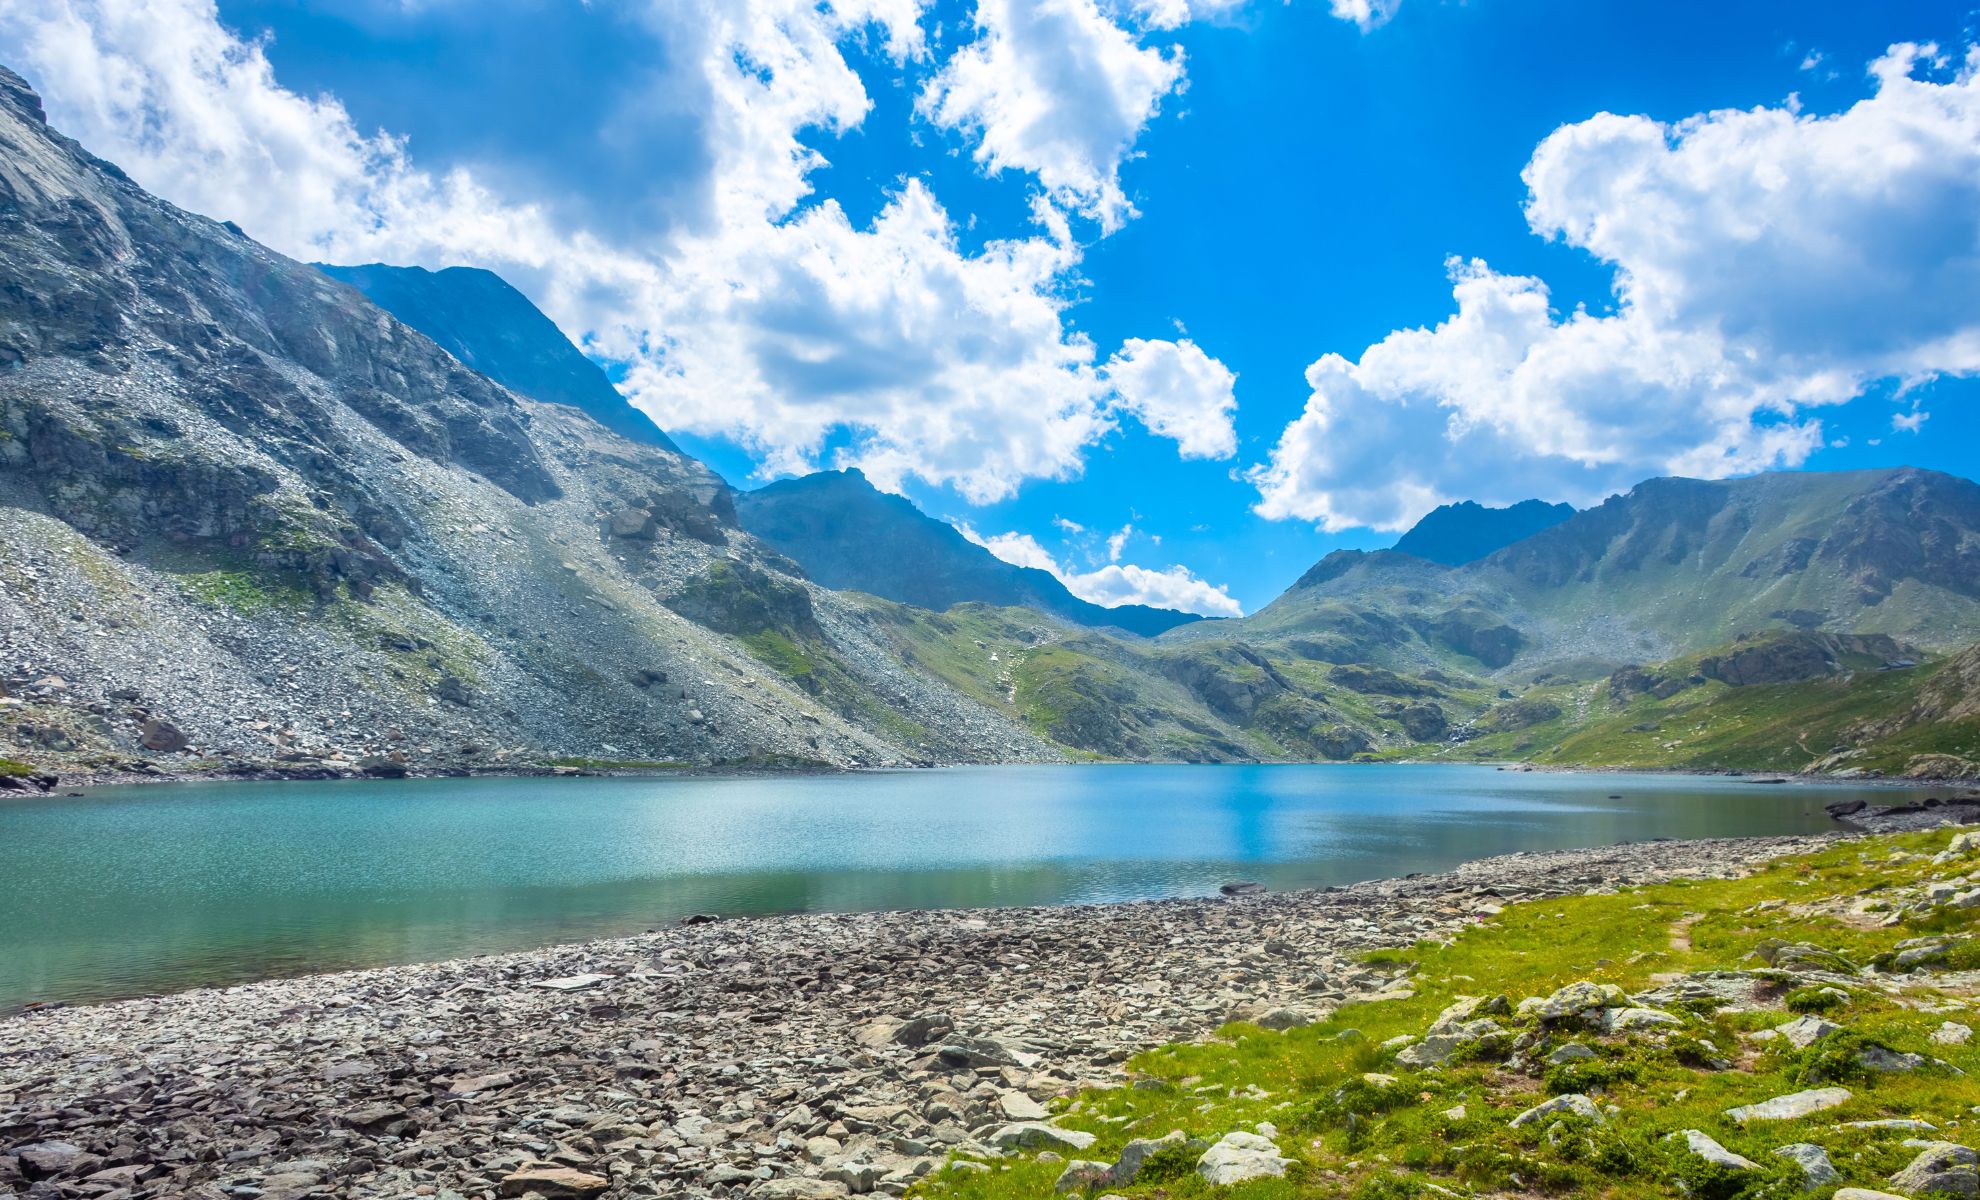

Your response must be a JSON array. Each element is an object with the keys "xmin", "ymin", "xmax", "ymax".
[{"xmin": 0, "ymin": 834, "xmax": 1837, "ymax": 1200}]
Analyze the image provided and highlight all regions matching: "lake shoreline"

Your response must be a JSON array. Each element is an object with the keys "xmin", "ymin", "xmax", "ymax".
[
  {"xmin": 0, "ymin": 830, "xmax": 1863, "ymax": 1199},
  {"xmin": 15, "ymin": 754, "xmax": 1977, "ymax": 799}
]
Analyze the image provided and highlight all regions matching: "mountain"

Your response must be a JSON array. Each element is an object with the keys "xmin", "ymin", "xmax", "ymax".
[
  {"xmin": 1214, "ymin": 468, "xmax": 1980, "ymax": 678},
  {"xmin": 314, "ymin": 262, "xmax": 677, "ymax": 452},
  {"xmin": 734, "ymin": 468, "xmax": 1205, "ymax": 637},
  {"xmin": 1391, "ymin": 498, "xmax": 1576, "ymax": 565},
  {"xmin": 0, "ymin": 64, "xmax": 1051, "ymax": 779},
  {"xmin": 1434, "ymin": 630, "xmax": 1980, "ymax": 780}
]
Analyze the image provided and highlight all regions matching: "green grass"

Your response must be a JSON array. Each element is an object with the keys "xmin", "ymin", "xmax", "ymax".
[
  {"xmin": 0, "ymin": 757, "xmax": 35, "ymax": 778},
  {"xmin": 176, "ymin": 567, "xmax": 313, "ymax": 615},
  {"xmin": 741, "ymin": 630, "xmax": 819, "ymax": 680},
  {"xmin": 915, "ymin": 829, "xmax": 1980, "ymax": 1200}
]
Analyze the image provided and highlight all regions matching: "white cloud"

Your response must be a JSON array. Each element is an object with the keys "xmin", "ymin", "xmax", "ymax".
[
  {"xmin": 1130, "ymin": 0, "xmax": 1250, "ymax": 30},
  {"xmin": 1105, "ymin": 337, "xmax": 1239, "ymax": 459},
  {"xmin": 918, "ymin": 0, "xmax": 1185, "ymax": 230},
  {"xmin": 1105, "ymin": 523, "xmax": 1133, "ymax": 561},
  {"xmin": 1327, "ymin": 0, "xmax": 1399, "ymax": 32},
  {"xmin": 1894, "ymin": 408, "xmax": 1931, "ymax": 433},
  {"xmin": 960, "ymin": 524, "xmax": 1242, "ymax": 616},
  {"xmin": 0, "ymin": 0, "xmax": 1194, "ymax": 505},
  {"xmin": 1252, "ymin": 43, "xmax": 1980, "ymax": 531}
]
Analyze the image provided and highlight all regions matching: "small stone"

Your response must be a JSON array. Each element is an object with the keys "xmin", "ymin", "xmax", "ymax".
[
  {"xmin": 531, "ymin": 973, "xmax": 613, "ymax": 992},
  {"xmin": 999, "ymin": 1091, "xmax": 1049, "ymax": 1121},
  {"xmin": 498, "ymin": 1166, "xmax": 610, "ymax": 1197},
  {"xmin": 1252, "ymin": 1007, "xmax": 1316, "ymax": 1031},
  {"xmin": 1546, "ymin": 1043, "xmax": 1597, "ymax": 1065},
  {"xmin": 1725, "ymin": 1088, "xmax": 1852, "ymax": 1124},
  {"xmin": 938, "ymin": 1036, "xmax": 1022, "ymax": 1068},
  {"xmin": 1055, "ymin": 1161, "xmax": 1112, "ymax": 1193},
  {"xmin": 753, "ymin": 1179, "xmax": 852, "ymax": 1200}
]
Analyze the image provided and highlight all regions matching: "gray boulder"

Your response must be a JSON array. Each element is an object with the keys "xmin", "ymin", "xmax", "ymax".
[
  {"xmin": 1725, "ymin": 1088, "xmax": 1852, "ymax": 1124},
  {"xmin": 1773, "ymin": 1143, "xmax": 1839, "ymax": 1190},
  {"xmin": 1510, "ymin": 1094, "xmax": 1603, "ymax": 1128},
  {"xmin": 1195, "ymin": 1132, "xmax": 1292, "ymax": 1185},
  {"xmin": 1671, "ymin": 1130, "xmax": 1757, "ymax": 1171},
  {"xmin": 1890, "ymin": 1142, "xmax": 1978, "ymax": 1197}
]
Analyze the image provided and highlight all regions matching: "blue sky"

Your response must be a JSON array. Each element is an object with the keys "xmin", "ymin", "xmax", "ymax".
[{"xmin": 4, "ymin": 0, "xmax": 1978, "ymax": 615}]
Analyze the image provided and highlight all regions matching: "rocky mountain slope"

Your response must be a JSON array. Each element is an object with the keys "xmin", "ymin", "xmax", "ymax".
[
  {"xmin": 315, "ymin": 262, "xmax": 677, "ymax": 452},
  {"xmin": 1390, "ymin": 497, "xmax": 1577, "ymax": 565},
  {"xmin": 735, "ymin": 468, "xmax": 1203, "ymax": 637},
  {"xmin": 1430, "ymin": 631, "xmax": 1980, "ymax": 779},
  {"xmin": 1204, "ymin": 468, "xmax": 1980, "ymax": 681},
  {"xmin": 0, "ymin": 65, "xmax": 1054, "ymax": 782}
]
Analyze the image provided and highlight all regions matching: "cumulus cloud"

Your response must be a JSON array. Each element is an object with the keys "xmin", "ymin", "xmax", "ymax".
[
  {"xmin": 1130, "ymin": 0, "xmax": 1250, "ymax": 31},
  {"xmin": 2, "ymin": 0, "xmax": 1221, "ymax": 503},
  {"xmin": 1252, "ymin": 43, "xmax": 1980, "ymax": 531},
  {"xmin": 918, "ymin": 0, "xmax": 1185, "ymax": 230},
  {"xmin": 1105, "ymin": 337, "xmax": 1239, "ymax": 459},
  {"xmin": 1327, "ymin": 0, "xmax": 1399, "ymax": 32},
  {"xmin": 961, "ymin": 525, "xmax": 1243, "ymax": 617}
]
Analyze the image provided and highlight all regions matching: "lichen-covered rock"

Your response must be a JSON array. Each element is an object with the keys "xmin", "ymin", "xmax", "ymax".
[
  {"xmin": 1671, "ymin": 1130, "xmax": 1757, "ymax": 1171},
  {"xmin": 1725, "ymin": 1088, "xmax": 1852, "ymax": 1124},
  {"xmin": 1889, "ymin": 1142, "xmax": 1978, "ymax": 1197},
  {"xmin": 1195, "ymin": 1132, "xmax": 1292, "ymax": 1185},
  {"xmin": 1509, "ymin": 1093, "xmax": 1603, "ymax": 1128},
  {"xmin": 1773, "ymin": 1142, "xmax": 1839, "ymax": 1189}
]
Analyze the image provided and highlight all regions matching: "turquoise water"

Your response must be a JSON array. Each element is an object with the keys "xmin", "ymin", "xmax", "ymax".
[{"xmin": 0, "ymin": 764, "xmax": 1913, "ymax": 1009}]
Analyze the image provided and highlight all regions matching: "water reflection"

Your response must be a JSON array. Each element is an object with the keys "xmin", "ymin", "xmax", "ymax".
[{"xmin": 0, "ymin": 763, "xmax": 1905, "ymax": 1009}]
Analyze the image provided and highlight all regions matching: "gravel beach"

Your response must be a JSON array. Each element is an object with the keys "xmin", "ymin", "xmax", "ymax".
[{"xmin": 0, "ymin": 833, "xmax": 1838, "ymax": 1200}]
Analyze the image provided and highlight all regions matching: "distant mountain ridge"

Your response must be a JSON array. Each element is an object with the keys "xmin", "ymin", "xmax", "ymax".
[
  {"xmin": 1392, "ymin": 498, "xmax": 1577, "ymax": 565},
  {"xmin": 735, "ymin": 469, "xmax": 1205, "ymax": 637},
  {"xmin": 315, "ymin": 263, "xmax": 677, "ymax": 453},
  {"xmin": 1217, "ymin": 467, "xmax": 1980, "ymax": 676}
]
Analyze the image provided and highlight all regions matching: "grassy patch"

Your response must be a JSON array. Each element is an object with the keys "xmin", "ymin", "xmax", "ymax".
[
  {"xmin": 0, "ymin": 757, "xmax": 35, "ymax": 778},
  {"xmin": 176, "ymin": 567, "xmax": 312, "ymax": 615},
  {"xmin": 913, "ymin": 829, "xmax": 1980, "ymax": 1200}
]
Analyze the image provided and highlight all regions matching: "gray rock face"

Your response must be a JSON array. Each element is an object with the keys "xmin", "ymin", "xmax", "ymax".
[
  {"xmin": 1890, "ymin": 1142, "xmax": 1979, "ymax": 1197},
  {"xmin": 1194, "ymin": 1132, "xmax": 1292, "ymax": 1184},
  {"xmin": 1773, "ymin": 1142, "xmax": 1840, "ymax": 1189},
  {"xmin": 1725, "ymin": 1088, "xmax": 1852, "ymax": 1124},
  {"xmin": 0, "ymin": 67, "xmax": 1058, "ymax": 783}
]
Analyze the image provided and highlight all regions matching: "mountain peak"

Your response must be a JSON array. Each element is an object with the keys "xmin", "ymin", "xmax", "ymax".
[
  {"xmin": 736, "ymin": 471, "xmax": 1205, "ymax": 636},
  {"xmin": 1391, "ymin": 498, "xmax": 1577, "ymax": 566},
  {"xmin": 315, "ymin": 261, "xmax": 678, "ymax": 453}
]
